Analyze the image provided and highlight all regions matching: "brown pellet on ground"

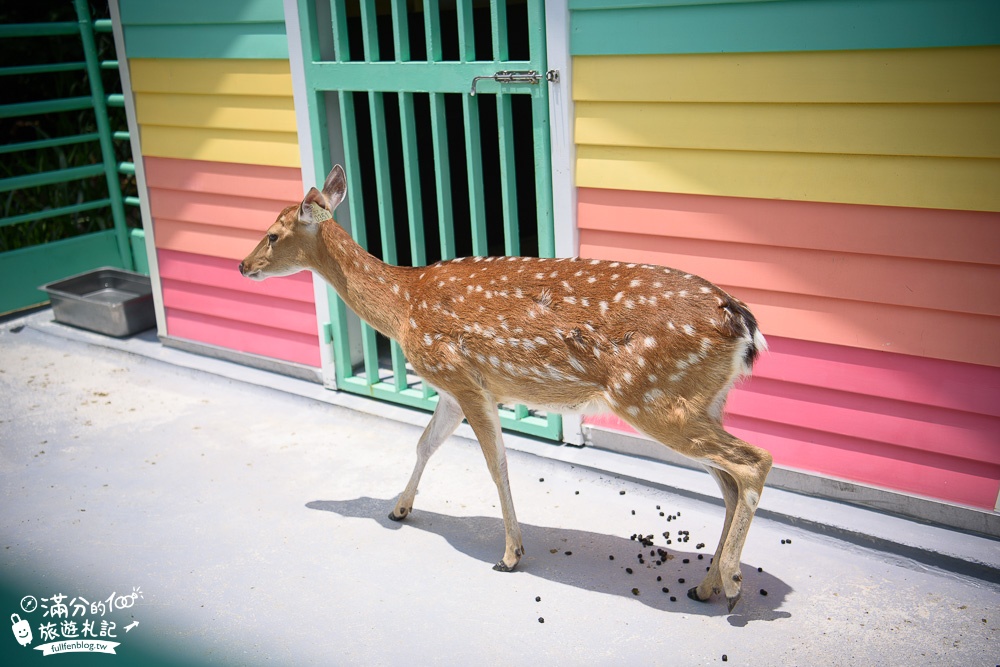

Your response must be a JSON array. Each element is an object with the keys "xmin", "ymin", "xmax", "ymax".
[
  {"xmin": 679, "ymin": 578, "xmax": 685, "ymax": 583},
  {"xmin": 657, "ymin": 576, "xmax": 662, "ymax": 581},
  {"xmin": 722, "ymin": 655, "xmax": 728, "ymax": 662},
  {"xmin": 538, "ymin": 617, "xmax": 544, "ymax": 623},
  {"xmin": 575, "ymin": 491, "xmax": 579, "ymax": 495},
  {"xmin": 535, "ymin": 596, "xmax": 541, "ymax": 602},
  {"xmin": 670, "ymin": 596, "xmax": 677, "ymax": 602},
  {"xmin": 698, "ymin": 554, "xmax": 704, "ymax": 560},
  {"xmin": 760, "ymin": 589, "xmax": 768, "ymax": 596},
  {"xmin": 626, "ymin": 568, "xmax": 633, "ymax": 574},
  {"xmin": 683, "ymin": 558, "xmax": 690, "ymax": 564},
  {"xmin": 609, "ymin": 555, "xmax": 615, "ymax": 560},
  {"xmin": 539, "ymin": 477, "xmax": 544, "ymax": 482},
  {"xmin": 632, "ymin": 588, "xmax": 640, "ymax": 596},
  {"xmin": 758, "ymin": 567, "xmax": 763, "ymax": 572},
  {"xmin": 564, "ymin": 551, "xmax": 572, "ymax": 556},
  {"xmin": 620, "ymin": 490, "xmax": 626, "ymax": 495},
  {"xmin": 662, "ymin": 587, "xmax": 669, "ymax": 593}
]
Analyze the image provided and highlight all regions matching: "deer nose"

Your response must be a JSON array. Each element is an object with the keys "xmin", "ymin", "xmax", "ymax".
[{"xmin": 238, "ymin": 261, "xmax": 246, "ymax": 276}]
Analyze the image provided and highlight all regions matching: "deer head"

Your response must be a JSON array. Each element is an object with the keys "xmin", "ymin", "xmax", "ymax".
[{"xmin": 239, "ymin": 165, "xmax": 348, "ymax": 281}]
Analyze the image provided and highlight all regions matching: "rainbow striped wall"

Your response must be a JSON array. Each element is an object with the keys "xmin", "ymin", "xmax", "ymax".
[
  {"xmin": 117, "ymin": 0, "xmax": 319, "ymax": 368},
  {"xmin": 570, "ymin": 0, "xmax": 1000, "ymax": 510}
]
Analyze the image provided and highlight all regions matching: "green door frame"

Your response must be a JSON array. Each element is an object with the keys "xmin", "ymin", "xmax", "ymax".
[{"xmin": 294, "ymin": 0, "xmax": 561, "ymax": 441}]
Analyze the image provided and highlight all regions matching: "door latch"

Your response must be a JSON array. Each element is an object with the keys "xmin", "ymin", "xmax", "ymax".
[{"xmin": 470, "ymin": 69, "xmax": 559, "ymax": 96}]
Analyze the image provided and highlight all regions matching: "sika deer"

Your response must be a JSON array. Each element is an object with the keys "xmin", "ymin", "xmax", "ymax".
[{"xmin": 240, "ymin": 165, "xmax": 772, "ymax": 612}]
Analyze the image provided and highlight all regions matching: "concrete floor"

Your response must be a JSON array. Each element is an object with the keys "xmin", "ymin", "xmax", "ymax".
[{"xmin": 1, "ymin": 311, "xmax": 998, "ymax": 666}]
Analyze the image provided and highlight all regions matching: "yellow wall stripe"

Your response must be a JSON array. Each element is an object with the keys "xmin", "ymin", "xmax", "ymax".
[
  {"xmin": 576, "ymin": 101, "xmax": 1000, "ymax": 160},
  {"xmin": 139, "ymin": 125, "xmax": 300, "ymax": 168},
  {"xmin": 573, "ymin": 47, "xmax": 1000, "ymax": 103},
  {"xmin": 135, "ymin": 93, "xmax": 298, "ymax": 133},
  {"xmin": 130, "ymin": 58, "xmax": 293, "ymax": 97},
  {"xmin": 576, "ymin": 145, "xmax": 1000, "ymax": 212}
]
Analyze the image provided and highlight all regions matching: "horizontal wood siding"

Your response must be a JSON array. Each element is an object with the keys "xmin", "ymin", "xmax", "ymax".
[
  {"xmin": 145, "ymin": 156, "xmax": 316, "ymax": 366},
  {"xmin": 569, "ymin": 0, "xmax": 1000, "ymax": 55},
  {"xmin": 119, "ymin": 0, "xmax": 289, "ymax": 59},
  {"xmin": 570, "ymin": 0, "xmax": 1000, "ymax": 508},
  {"xmin": 116, "ymin": 0, "xmax": 317, "ymax": 368},
  {"xmin": 574, "ymin": 48, "xmax": 1000, "ymax": 212},
  {"xmin": 131, "ymin": 60, "xmax": 299, "ymax": 168}
]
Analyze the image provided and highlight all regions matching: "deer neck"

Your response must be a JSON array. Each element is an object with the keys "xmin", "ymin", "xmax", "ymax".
[{"xmin": 313, "ymin": 219, "xmax": 411, "ymax": 340}]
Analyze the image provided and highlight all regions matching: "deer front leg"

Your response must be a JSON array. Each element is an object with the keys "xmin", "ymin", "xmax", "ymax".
[
  {"xmin": 457, "ymin": 391, "xmax": 524, "ymax": 572},
  {"xmin": 389, "ymin": 391, "xmax": 465, "ymax": 521}
]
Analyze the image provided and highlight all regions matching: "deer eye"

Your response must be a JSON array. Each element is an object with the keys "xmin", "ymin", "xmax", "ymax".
[{"xmin": 267, "ymin": 233, "xmax": 278, "ymax": 244}]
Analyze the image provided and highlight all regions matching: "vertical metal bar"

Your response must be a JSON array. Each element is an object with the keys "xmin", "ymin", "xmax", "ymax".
[
  {"xmin": 456, "ymin": 0, "xmax": 475, "ymax": 62},
  {"xmin": 368, "ymin": 91, "xmax": 408, "ymax": 391},
  {"xmin": 338, "ymin": 90, "xmax": 379, "ymax": 385},
  {"xmin": 490, "ymin": 0, "xmax": 509, "ymax": 61},
  {"xmin": 462, "ymin": 94, "xmax": 488, "ymax": 256},
  {"xmin": 399, "ymin": 94, "xmax": 426, "ymax": 266},
  {"xmin": 329, "ymin": 0, "xmax": 350, "ymax": 62},
  {"xmin": 359, "ymin": 0, "xmax": 379, "ymax": 62},
  {"xmin": 423, "ymin": 0, "xmax": 442, "ymax": 62},
  {"xmin": 390, "ymin": 0, "xmax": 409, "ymax": 61},
  {"xmin": 74, "ymin": 0, "xmax": 132, "ymax": 270},
  {"xmin": 429, "ymin": 93, "xmax": 455, "ymax": 260},
  {"xmin": 496, "ymin": 94, "xmax": 519, "ymax": 256},
  {"xmin": 526, "ymin": 0, "xmax": 555, "ymax": 258}
]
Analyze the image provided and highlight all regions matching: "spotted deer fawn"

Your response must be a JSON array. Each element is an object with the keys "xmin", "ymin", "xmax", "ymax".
[{"xmin": 240, "ymin": 165, "xmax": 772, "ymax": 612}]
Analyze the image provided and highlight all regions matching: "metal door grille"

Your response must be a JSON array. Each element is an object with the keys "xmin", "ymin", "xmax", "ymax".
[{"xmin": 298, "ymin": 0, "xmax": 560, "ymax": 440}]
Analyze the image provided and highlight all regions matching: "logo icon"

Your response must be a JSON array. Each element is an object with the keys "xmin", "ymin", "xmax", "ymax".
[{"xmin": 11, "ymin": 614, "xmax": 32, "ymax": 647}]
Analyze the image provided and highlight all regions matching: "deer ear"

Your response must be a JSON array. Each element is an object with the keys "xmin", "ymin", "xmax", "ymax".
[
  {"xmin": 298, "ymin": 187, "xmax": 332, "ymax": 226},
  {"xmin": 321, "ymin": 165, "xmax": 347, "ymax": 212}
]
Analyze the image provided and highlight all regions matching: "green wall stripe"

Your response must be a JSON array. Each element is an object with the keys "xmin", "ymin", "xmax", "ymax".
[
  {"xmin": 119, "ymin": 0, "xmax": 285, "ymax": 25},
  {"xmin": 570, "ymin": 0, "xmax": 1000, "ymax": 56},
  {"xmin": 122, "ymin": 23, "xmax": 289, "ymax": 59},
  {"xmin": 119, "ymin": 0, "xmax": 288, "ymax": 59}
]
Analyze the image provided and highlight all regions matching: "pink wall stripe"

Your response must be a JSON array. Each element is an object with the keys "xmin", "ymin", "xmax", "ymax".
[
  {"xmin": 144, "ymin": 156, "xmax": 303, "ymax": 201},
  {"xmin": 145, "ymin": 157, "xmax": 319, "ymax": 368},
  {"xmin": 157, "ymin": 249, "xmax": 314, "ymax": 303},
  {"xmin": 165, "ymin": 307, "xmax": 320, "ymax": 367}
]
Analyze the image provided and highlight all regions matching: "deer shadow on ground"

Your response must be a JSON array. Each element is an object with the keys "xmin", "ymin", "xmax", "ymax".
[{"xmin": 307, "ymin": 496, "xmax": 792, "ymax": 626}]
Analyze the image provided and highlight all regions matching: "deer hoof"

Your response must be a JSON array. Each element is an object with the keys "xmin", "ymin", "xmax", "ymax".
[
  {"xmin": 388, "ymin": 508, "xmax": 408, "ymax": 522},
  {"xmin": 727, "ymin": 593, "xmax": 742, "ymax": 614},
  {"xmin": 492, "ymin": 560, "xmax": 516, "ymax": 573},
  {"xmin": 687, "ymin": 586, "xmax": 709, "ymax": 602}
]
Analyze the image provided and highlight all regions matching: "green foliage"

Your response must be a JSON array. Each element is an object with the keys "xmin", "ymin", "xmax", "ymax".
[{"xmin": 0, "ymin": 0, "xmax": 139, "ymax": 254}]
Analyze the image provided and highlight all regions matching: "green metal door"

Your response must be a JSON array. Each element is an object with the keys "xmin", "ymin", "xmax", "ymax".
[{"xmin": 296, "ymin": 0, "xmax": 561, "ymax": 440}]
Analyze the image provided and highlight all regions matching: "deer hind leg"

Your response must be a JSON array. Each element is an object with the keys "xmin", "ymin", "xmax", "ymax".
[
  {"xmin": 623, "ymin": 406, "xmax": 771, "ymax": 612},
  {"xmin": 693, "ymin": 425, "xmax": 772, "ymax": 612},
  {"xmin": 456, "ymin": 390, "xmax": 524, "ymax": 572},
  {"xmin": 687, "ymin": 466, "xmax": 738, "ymax": 604},
  {"xmin": 389, "ymin": 391, "xmax": 465, "ymax": 521}
]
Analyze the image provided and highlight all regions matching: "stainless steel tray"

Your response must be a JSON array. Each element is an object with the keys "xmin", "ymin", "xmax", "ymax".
[{"xmin": 40, "ymin": 267, "xmax": 155, "ymax": 337}]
